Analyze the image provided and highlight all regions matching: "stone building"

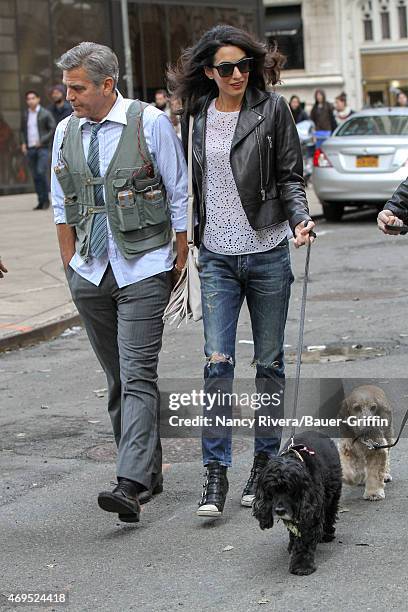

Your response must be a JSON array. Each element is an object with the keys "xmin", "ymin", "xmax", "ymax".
[{"xmin": 264, "ymin": 0, "xmax": 408, "ymax": 110}]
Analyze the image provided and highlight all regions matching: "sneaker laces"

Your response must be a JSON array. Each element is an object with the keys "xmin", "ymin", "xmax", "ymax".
[{"xmin": 243, "ymin": 455, "xmax": 268, "ymax": 495}]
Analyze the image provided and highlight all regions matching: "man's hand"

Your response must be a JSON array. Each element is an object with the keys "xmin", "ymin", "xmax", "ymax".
[
  {"xmin": 174, "ymin": 231, "xmax": 188, "ymax": 272},
  {"xmin": 171, "ymin": 231, "xmax": 188, "ymax": 288},
  {"xmin": 56, "ymin": 224, "xmax": 76, "ymax": 272},
  {"xmin": 293, "ymin": 220, "xmax": 316, "ymax": 248},
  {"xmin": 0, "ymin": 259, "xmax": 8, "ymax": 279},
  {"xmin": 377, "ymin": 209, "xmax": 404, "ymax": 234},
  {"xmin": 21, "ymin": 144, "xmax": 27, "ymax": 155}
]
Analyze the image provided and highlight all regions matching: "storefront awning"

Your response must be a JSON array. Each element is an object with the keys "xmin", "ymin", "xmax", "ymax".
[{"xmin": 265, "ymin": 14, "xmax": 302, "ymax": 37}]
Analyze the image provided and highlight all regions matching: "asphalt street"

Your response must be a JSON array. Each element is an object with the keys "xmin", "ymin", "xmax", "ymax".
[{"xmin": 1, "ymin": 208, "xmax": 408, "ymax": 611}]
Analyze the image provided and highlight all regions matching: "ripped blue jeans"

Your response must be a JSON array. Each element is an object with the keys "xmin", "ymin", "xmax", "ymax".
[{"xmin": 198, "ymin": 241, "xmax": 294, "ymax": 466}]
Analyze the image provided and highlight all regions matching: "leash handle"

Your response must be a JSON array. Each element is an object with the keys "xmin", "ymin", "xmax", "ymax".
[
  {"xmin": 290, "ymin": 221, "xmax": 315, "ymax": 438},
  {"xmin": 385, "ymin": 223, "xmax": 408, "ymax": 235}
]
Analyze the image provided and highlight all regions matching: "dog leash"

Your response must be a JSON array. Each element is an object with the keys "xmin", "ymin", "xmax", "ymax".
[
  {"xmin": 280, "ymin": 225, "xmax": 316, "ymax": 462},
  {"xmin": 362, "ymin": 409, "xmax": 408, "ymax": 450},
  {"xmin": 289, "ymin": 224, "xmax": 316, "ymax": 441},
  {"xmin": 285, "ymin": 225, "xmax": 408, "ymax": 454}
]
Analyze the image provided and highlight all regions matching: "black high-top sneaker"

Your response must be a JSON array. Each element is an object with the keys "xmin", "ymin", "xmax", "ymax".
[
  {"xmin": 197, "ymin": 462, "xmax": 229, "ymax": 517},
  {"xmin": 241, "ymin": 452, "xmax": 269, "ymax": 507}
]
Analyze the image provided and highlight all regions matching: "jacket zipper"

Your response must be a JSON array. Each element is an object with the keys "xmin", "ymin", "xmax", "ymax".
[
  {"xmin": 193, "ymin": 147, "xmax": 203, "ymax": 173},
  {"xmin": 198, "ymin": 110, "xmax": 208, "ymax": 239},
  {"xmin": 255, "ymin": 126, "xmax": 266, "ymax": 201},
  {"xmin": 266, "ymin": 135, "xmax": 273, "ymax": 189}
]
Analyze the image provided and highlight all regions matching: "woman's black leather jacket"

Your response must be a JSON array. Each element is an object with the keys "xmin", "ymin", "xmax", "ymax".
[{"xmin": 182, "ymin": 87, "xmax": 311, "ymax": 241}]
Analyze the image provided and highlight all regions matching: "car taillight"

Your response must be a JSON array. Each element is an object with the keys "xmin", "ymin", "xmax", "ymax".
[{"xmin": 313, "ymin": 148, "xmax": 332, "ymax": 168}]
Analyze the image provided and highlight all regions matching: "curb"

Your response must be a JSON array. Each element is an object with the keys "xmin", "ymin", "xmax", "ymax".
[{"xmin": 0, "ymin": 313, "xmax": 82, "ymax": 353}]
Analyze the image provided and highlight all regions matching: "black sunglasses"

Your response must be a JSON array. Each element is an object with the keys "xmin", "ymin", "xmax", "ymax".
[{"xmin": 210, "ymin": 57, "xmax": 254, "ymax": 78}]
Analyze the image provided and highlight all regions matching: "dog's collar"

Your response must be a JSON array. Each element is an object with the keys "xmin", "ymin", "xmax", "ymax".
[{"xmin": 280, "ymin": 438, "xmax": 316, "ymax": 462}]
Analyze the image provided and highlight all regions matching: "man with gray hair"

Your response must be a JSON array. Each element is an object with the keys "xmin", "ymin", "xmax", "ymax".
[{"xmin": 51, "ymin": 42, "xmax": 188, "ymax": 523}]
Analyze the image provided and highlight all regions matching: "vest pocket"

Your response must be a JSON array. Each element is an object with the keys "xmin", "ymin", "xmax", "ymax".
[
  {"xmin": 113, "ymin": 182, "xmax": 142, "ymax": 232},
  {"xmin": 141, "ymin": 189, "xmax": 169, "ymax": 227},
  {"xmin": 64, "ymin": 197, "xmax": 81, "ymax": 225},
  {"xmin": 55, "ymin": 164, "xmax": 81, "ymax": 225}
]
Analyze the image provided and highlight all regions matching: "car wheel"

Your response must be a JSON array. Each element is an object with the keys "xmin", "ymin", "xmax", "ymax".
[{"xmin": 322, "ymin": 202, "xmax": 344, "ymax": 222}]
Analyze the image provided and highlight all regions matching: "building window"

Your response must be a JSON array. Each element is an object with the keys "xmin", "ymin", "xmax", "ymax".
[
  {"xmin": 361, "ymin": 2, "xmax": 373, "ymax": 41},
  {"xmin": 364, "ymin": 18, "xmax": 374, "ymax": 40},
  {"xmin": 399, "ymin": 5, "xmax": 408, "ymax": 38},
  {"xmin": 381, "ymin": 11, "xmax": 391, "ymax": 38},
  {"xmin": 264, "ymin": 5, "xmax": 304, "ymax": 70}
]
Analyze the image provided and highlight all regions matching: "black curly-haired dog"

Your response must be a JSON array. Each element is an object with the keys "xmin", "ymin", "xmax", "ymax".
[{"xmin": 253, "ymin": 431, "xmax": 342, "ymax": 576}]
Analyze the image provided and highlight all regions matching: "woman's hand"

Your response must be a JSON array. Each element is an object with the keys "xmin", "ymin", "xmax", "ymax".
[{"xmin": 293, "ymin": 220, "xmax": 316, "ymax": 248}]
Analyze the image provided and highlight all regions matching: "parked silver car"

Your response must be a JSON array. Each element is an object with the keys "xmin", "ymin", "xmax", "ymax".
[{"xmin": 313, "ymin": 108, "xmax": 408, "ymax": 221}]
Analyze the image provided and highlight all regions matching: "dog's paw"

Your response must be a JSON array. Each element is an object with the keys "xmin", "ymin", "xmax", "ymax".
[
  {"xmin": 290, "ymin": 564, "xmax": 316, "ymax": 576},
  {"xmin": 363, "ymin": 489, "xmax": 385, "ymax": 501},
  {"xmin": 384, "ymin": 473, "xmax": 392, "ymax": 483}
]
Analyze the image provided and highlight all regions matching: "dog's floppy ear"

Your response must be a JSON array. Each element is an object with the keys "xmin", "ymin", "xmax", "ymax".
[
  {"xmin": 337, "ymin": 398, "xmax": 354, "ymax": 439},
  {"xmin": 297, "ymin": 470, "xmax": 323, "ymax": 526},
  {"xmin": 252, "ymin": 468, "xmax": 274, "ymax": 530}
]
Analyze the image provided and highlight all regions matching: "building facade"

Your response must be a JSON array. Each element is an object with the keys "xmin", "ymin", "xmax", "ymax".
[
  {"xmin": 0, "ymin": 0, "xmax": 262, "ymax": 194},
  {"xmin": 264, "ymin": 0, "xmax": 408, "ymax": 111}
]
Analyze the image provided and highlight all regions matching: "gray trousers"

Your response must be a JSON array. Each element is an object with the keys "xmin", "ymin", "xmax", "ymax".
[{"xmin": 67, "ymin": 265, "xmax": 171, "ymax": 488}]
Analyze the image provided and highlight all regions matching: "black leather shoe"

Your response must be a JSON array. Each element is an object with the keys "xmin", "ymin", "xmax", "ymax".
[
  {"xmin": 118, "ymin": 473, "xmax": 164, "ymax": 522},
  {"xmin": 197, "ymin": 463, "xmax": 228, "ymax": 517},
  {"xmin": 138, "ymin": 472, "xmax": 163, "ymax": 505},
  {"xmin": 98, "ymin": 478, "xmax": 140, "ymax": 522},
  {"xmin": 241, "ymin": 452, "xmax": 269, "ymax": 507},
  {"xmin": 33, "ymin": 204, "xmax": 43, "ymax": 210}
]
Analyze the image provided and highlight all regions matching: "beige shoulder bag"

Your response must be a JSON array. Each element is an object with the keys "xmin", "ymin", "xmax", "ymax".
[{"xmin": 163, "ymin": 115, "xmax": 202, "ymax": 326}]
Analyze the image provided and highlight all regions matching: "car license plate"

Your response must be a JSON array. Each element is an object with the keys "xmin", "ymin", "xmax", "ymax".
[{"xmin": 356, "ymin": 155, "xmax": 379, "ymax": 168}]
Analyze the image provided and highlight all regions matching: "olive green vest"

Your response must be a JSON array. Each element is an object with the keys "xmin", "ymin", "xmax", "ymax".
[{"xmin": 54, "ymin": 100, "xmax": 171, "ymax": 261}]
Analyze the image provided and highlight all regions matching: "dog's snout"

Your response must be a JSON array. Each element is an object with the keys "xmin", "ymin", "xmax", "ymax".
[{"xmin": 275, "ymin": 506, "xmax": 286, "ymax": 516}]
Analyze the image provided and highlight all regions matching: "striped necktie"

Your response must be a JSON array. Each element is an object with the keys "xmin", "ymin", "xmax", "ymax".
[{"xmin": 87, "ymin": 122, "xmax": 107, "ymax": 257}]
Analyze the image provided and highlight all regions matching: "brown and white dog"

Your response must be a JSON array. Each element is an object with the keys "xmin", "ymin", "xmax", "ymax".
[{"xmin": 338, "ymin": 385, "xmax": 393, "ymax": 501}]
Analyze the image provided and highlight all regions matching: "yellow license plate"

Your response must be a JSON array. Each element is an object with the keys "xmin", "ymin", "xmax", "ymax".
[{"xmin": 356, "ymin": 155, "xmax": 379, "ymax": 168}]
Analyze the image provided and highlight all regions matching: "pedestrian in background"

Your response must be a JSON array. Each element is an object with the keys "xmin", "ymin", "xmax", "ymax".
[
  {"xmin": 396, "ymin": 91, "xmax": 408, "ymax": 107},
  {"xmin": 310, "ymin": 89, "xmax": 337, "ymax": 147},
  {"xmin": 48, "ymin": 85, "xmax": 72, "ymax": 124},
  {"xmin": 289, "ymin": 94, "xmax": 308, "ymax": 124},
  {"xmin": 0, "ymin": 112, "xmax": 15, "ymax": 185},
  {"xmin": 153, "ymin": 89, "xmax": 171, "ymax": 118},
  {"xmin": 169, "ymin": 25, "xmax": 314, "ymax": 518},
  {"xmin": 310, "ymin": 89, "xmax": 337, "ymax": 131},
  {"xmin": 21, "ymin": 90, "xmax": 55, "ymax": 210},
  {"xmin": 334, "ymin": 92, "xmax": 354, "ymax": 125},
  {"xmin": 51, "ymin": 42, "xmax": 188, "ymax": 524},
  {"xmin": 169, "ymin": 94, "xmax": 182, "ymax": 138}
]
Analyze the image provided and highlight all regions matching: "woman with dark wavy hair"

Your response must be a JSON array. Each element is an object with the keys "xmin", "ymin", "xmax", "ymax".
[{"xmin": 168, "ymin": 25, "xmax": 315, "ymax": 518}]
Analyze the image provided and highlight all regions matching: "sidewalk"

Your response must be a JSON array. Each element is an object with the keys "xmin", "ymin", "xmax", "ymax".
[
  {"xmin": 0, "ymin": 193, "xmax": 79, "ymax": 352},
  {"xmin": 0, "ymin": 189, "xmax": 322, "ymax": 352}
]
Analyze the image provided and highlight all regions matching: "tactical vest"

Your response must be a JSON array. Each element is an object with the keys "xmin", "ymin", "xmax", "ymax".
[{"xmin": 54, "ymin": 100, "xmax": 171, "ymax": 261}]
